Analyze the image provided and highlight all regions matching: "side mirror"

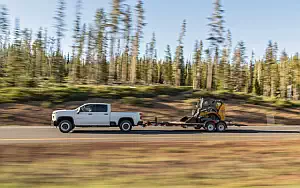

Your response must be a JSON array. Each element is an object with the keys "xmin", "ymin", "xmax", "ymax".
[{"xmin": 77, "ymin": 108, "xmax": 81, "ymax": 114}]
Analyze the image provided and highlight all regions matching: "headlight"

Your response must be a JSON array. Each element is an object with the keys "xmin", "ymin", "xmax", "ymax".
[{"xmin": 52, "ymin": 113, "xmax": 57, "ymax": 121}]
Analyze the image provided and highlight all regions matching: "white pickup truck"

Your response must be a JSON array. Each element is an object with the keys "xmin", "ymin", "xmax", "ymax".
[{"xmin": 52, "ymin": 103, "xmax": 143, "ymax": 133}]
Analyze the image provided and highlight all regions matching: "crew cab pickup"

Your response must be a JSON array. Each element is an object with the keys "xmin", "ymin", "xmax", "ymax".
[{"xmin": 52, "ymin": 103, "xmax": 143, "ymax": 133}]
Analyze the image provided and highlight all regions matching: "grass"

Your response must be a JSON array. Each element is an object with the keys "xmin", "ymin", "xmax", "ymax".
[
  {"xmin": 0, "ymin": 85, "xmax": 192, "ymax": 105},
  {"xmin": 1, "ymin": 141, "xmax": 300, "ymax": 187},
  {"xmin": 0, "ymin": 84, "xmax": 299, "ymax": 109}
]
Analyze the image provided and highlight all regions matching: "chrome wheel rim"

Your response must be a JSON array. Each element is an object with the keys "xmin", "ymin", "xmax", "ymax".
[
  {"xmin": 122, "ymin": 122, "xmax": 131, "ymax": 131},
  {"xmin": 61, "ymin": 122, "xmax": 70, "ymax": 131},
  {"xmin": 218, "ymin": 124, "xmax": 225, "ymax": 131},
  {"xmin": 207, "ymin": 124, "xmax": 215, "ymax": 131}
]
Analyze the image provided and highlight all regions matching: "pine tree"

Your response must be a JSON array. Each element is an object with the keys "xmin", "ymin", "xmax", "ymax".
[
  {"xmin": 131, "ymin": 0, "xmax": 146, "ymax": 84},
  {"xmin": 185, "ymin": 60, "xmax": 192, "ymax": 86},
  {"xmin": 78, "ymin": 23, "xmax": 86, "ymax": 82},
  {"xmin": 263, "ymin": 41, "xmax": 273, "ymax": 97},
  {"xmin": 279, "ymin": 50, "xmax": 288, "ymax": 98},
  {"xmin": 108, "ymin": 0, "xmax": 123, "ymax": 83},
  {"xmin": 197, "ymin": 41, "xmax": 204, "ymax": 88},
  {"xmin": 22, "ymin": 28, "xmax": 34, "ymax": 86},
  {"xmin": 121, "ymin": 5, "xmax": 131, "ymax": 82},
  {"xmin": 6, "ymin": 18, "xmax": 24, "ymax": 86},
  {"xmin": 42, "ymin": 28, "xmax": 50, "ymax": 77},
  {"xmin": 53, "ymin": 0, "xmax": 66, "ymax": 53},
  {"xmin": 148, "ymin": 32, "xmax": 156, "ymax": 84},
  {"xmin": 192, "ymin": 41, "xmax": 199, "ymax": 89},
  {"xmin": 52, "ymin": 0, "xmax": 67, "ymax": 83},
  {"xmin": 164, "ymin": 45, "xmax": 173, "ymax": 85},
  {"xmin": 152, "ymin": 49, "xmax": 158, "ymax": 83},
  {"xmin": 0, "ymin": 5, "xmax": 9, "ymax": 48},
  {"xmin": 174, "ymin": 19, "xmax": 186, "ymax": 86},
  {"xmin": 212, "ymin": 47, "xmax": 220, "ymax": 90},
  {"xmin": 253, "ymin": 60, "xmax": 263, "ymax": 95},
  {"xmin": 86, "ymin": 24, "xmax": 95, "ymax": 84},
  {"xmin": 0, "ymin": 5, "xmax": 9, "ymax": 82},
  {"xmin": 248, "ymin": 51, "xmax": 255, "ymax": 93},
  {"xmin": 207, "ymin": 0, "xmax": 226, "ymax": 90},
  {"xmin": 222, "ymin": 30, "xmax": 231, "ymax": 90},
  {"xmin": 193, "ymin": 40, "xmax": 203, "ymax": 89},
  {"xmin": 94, "ymin": 9, "xmax": 107, "ymax": 84},
  {"xmin": 218, "ymin": 47, "xmax": 227, "ymax": 90},
  {"xmin": 206, "ymin": 49, "xmax": 213, "ymax": 89},
  {"xmin": 238, "ymin": 41, "xmax": 247, "ymax": 92},
  {"xmin": 207, "ymin": 0, "xmax": 225, "ymax": 49},
  {"xmin": 232, "ymin": 43, "xmax": 242, "ymax": 91},
  {"xmin": 157, "ymin": 60, "xmax": 164, "ymax": 84},
  {"xmin": 71, "ymin": 0, "xmax": 82, "ymax": 83},
  {"xmin": 292, "ymin": 53, "xmax": 300, "ymax": 100}
]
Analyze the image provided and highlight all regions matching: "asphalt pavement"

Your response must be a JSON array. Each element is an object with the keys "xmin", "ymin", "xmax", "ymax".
[{"xmin": 0, "ymin": 125, "xmax": 299, "ymax": 144}]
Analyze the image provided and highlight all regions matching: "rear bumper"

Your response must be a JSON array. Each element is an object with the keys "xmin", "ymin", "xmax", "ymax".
[{"xmin": 137, "ymin": 121, "xmax": 144, "ymax": 126}]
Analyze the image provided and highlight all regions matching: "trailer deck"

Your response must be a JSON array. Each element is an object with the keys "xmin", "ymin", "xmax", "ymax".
[{"xmin": 141, "ymin": 117, "xmax": 238, "ymax": 132}]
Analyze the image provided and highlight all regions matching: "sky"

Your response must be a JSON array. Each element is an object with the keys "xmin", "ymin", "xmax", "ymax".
[{"xmin": 2, "ymin": 0, "xmax": 300, "ymax": 60}]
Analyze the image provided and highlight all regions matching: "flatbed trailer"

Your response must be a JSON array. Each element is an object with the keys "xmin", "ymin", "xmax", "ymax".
[
  {"xmin": 139, "ymin": 98, "xmax": 246, "ymax": 132},
  {"xmin": 141, "ymin": 117, "xmax": 240, "ymax": 132}
]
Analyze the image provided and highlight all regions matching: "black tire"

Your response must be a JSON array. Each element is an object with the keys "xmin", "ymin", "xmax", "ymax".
[
  {"xmin": 119, "ymin": 120, "xmax": 133, "ymax": 132},
  {"xmin": 58, "ymin": 120, "xmax": 74, "ymax": 133},
  {"xmin": 216, "ymin": 122, "xmax": 227, "ymax": 132},
  {"xmin": 205, "ymin": 121, "xmax": 216, "ymax": 132}
]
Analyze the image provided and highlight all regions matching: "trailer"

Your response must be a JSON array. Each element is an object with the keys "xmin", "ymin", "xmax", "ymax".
[
  {"xmin": 141, "ymin": 117, "xmax": 237, "ymax": 132},
  {"xmin": 140, "ymin": 98, "xmax": 242, "ymax": 132}
]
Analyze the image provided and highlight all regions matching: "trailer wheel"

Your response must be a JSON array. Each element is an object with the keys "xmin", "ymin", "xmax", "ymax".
[
  {"xmin": 216, "ymin": 122, "xmax": 227, "ymax": 132},
  {"xmin": 205, "ymin": 122, "xmax": 216, "ymax": 132}
]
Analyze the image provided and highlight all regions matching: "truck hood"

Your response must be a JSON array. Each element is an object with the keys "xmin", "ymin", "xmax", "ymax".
[{"xmin": 53, "ymin": 110, "xmax": 76, "ymax": 113}]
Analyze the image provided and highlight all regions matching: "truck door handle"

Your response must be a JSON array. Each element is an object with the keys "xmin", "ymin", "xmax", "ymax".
[
  {"xmin": 88, "ymin": 113, "xmax": 93, "ymax": 115},
  {"xmin": 104, "ymin": 113, "xmax": 108, "ymax": 115}
]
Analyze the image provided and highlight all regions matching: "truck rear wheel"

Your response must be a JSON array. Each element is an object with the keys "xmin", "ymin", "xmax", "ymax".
[
  {"xmin": 119, "ymin": 120, "xmax": 133, "ymax": 132},
  {"xmin": 58, "ymin": 120, "xmax": 74, "ymax": 133}
]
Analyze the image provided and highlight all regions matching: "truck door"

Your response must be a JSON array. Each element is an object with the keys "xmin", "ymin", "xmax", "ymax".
[
  {"xmin": 90, "ymin": 104, "xmax": 110, "ymax": 126},
  {"xmin": 75, "ymin": 104, "xmax": 94, "ymax": 126}
]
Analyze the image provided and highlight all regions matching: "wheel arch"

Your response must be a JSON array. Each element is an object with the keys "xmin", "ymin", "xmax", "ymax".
[
  {"xmin": 57, "ymin": 116, "xmax": 75, "ymax": 125},
  {"xmin": 118, "ymin": 117, "xmax": 134, "ymax": 126}
]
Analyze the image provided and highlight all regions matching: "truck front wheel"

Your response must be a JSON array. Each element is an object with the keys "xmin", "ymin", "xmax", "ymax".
[
  {"xmin": 119, "ymin": 120, "xmax": 133, "ymax": 132},
  {"xmin": 59, "ymin": 120, "xmax": 74, "ymax": 133}
]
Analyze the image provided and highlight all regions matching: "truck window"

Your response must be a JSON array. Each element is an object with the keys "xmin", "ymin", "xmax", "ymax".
[
  {"xmin": 94, "ymin": 104, "xmax": 108, "ymax": 112},
  {"xmin": 81, "ymin": 104, "xmax": 93, "ymax": 112}
]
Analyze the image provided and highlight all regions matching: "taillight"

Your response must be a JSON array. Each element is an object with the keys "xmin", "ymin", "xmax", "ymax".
[{"xmin": 140, "ymin": 113, "xmax": 143, "ymax": 120}]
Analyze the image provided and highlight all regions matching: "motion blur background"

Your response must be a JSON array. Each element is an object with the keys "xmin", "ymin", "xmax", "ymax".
[{"xmin": 0, "ymin": 0, "xmax": 300, "ymax": 187}]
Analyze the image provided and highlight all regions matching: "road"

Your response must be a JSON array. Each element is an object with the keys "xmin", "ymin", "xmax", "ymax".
[{"xmin": 0, "ymin": 126, "xmax": 299, "ymax": 144}]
